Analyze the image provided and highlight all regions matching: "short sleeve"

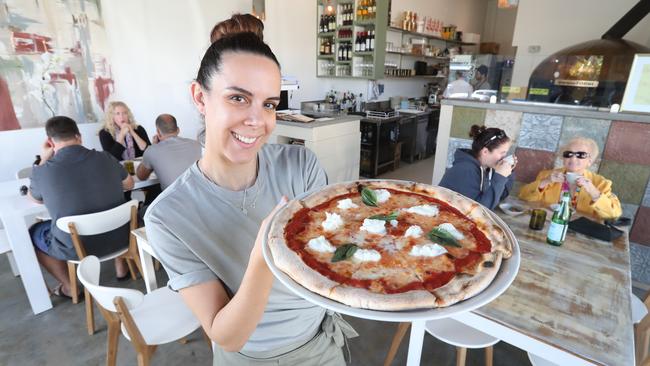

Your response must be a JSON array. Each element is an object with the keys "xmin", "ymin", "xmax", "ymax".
[
  {"xmin": 302, "ymin": 148, "xmax": 328, "ymax": 192},
  {"xmin": 144, "ymin": 214, "xmax": 217, "ymax": 291},
  {"xmin": 141, "ymin": 148, "xmax": 153, "ymax": 170},
  {"xmin": 29, "ymin": 166, "xmax": 43, "ymax": 201}
]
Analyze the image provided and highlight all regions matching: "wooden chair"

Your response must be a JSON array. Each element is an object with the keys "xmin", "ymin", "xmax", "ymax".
[
  {"xmin": 56, "ymin": 199, "xmax": 143, "ymax": 335},
  {"xmin": 383, "ymin": 320, "xmax": 499, "ymax": 366},
  {"xmin": 77, "ymin": 256, "xmax": 203, "ymax": 366}
]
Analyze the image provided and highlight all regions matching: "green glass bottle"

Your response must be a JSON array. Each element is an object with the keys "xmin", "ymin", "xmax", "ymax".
[{"xmin": 546, "ymin": 192, "xmax": 571, "ymax": 246}]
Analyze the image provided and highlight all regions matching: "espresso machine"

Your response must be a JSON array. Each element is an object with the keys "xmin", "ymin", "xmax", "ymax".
[{"xmin": 427, "ymin": 83, "xmax": 442, "ymax": 106}]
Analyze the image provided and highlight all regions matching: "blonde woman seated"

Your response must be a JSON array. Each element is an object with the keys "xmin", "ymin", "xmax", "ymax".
[{"xmin": 519, "ymin": 137, "xmax": 622, "ymax": 219}]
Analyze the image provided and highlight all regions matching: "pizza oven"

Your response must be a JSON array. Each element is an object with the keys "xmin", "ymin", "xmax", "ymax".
[{"xmin": 526, "ymin": 0, "xmax": 650, "ymax": 107}]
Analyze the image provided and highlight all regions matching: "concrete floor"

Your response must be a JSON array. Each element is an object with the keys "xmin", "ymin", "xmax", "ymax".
[{"xmin": 0, "ymin": 157, "xmax": 602, "ymax": 365}]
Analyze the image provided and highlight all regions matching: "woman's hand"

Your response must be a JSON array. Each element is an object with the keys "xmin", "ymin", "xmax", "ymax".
[
  {"xmin": 494, "ymin": 159, "xmax": 514, "ymax": 177},
  {"xmin": 576, "ymin": 176, "xmax": 601, "ymax": 201},
  {"xmin": 250, "ymin": 196, "xmax": 289, "ymax": 266},
  {"xmin": 540, "ymin": 171, "xmax": 564, "ymax": 189},
  {"xmin": 117, "ymin": 126, "xmax": 129, "ymax": 144}
]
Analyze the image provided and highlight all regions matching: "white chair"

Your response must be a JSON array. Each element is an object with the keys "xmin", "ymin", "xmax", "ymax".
[
  {"xmin": 56, "ymin": 199, "xmax": 143, "ymax": 335},
  {"xmin": 528, "ymin": 293, "xmax": 648, "ymax": 366},
  {"xmin": 15, "ymin": 166, "xmax": 33, "ymax": 179},
  {"xmin": 426, "ymin": 318, "xmax": 500, "ymax": 366},
  {"xmin": 77, "ymin": 256, "xmax": 203, "ymax": 366}
]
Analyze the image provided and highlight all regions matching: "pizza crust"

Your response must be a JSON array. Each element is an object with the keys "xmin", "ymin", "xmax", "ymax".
[{"xmin": 267, "ymin": 180, "xmax": 516, "ymax": 311}]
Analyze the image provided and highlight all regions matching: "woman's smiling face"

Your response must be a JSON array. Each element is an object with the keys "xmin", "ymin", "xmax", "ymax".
[{"xmin": 194, "ymin": 52, "xmax": 281, "ymax": 166}]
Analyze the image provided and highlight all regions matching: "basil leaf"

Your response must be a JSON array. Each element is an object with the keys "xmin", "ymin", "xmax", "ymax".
[
  {"xmin": 361, "ymin": 187, "xmax": 378, "ymax": 207},
  {"xmin": 331, "ymin": 243, "xmax": 358, "ymax": 263},
  {"xmin": 368, "ymin": 211, "xmax": 399, "ymax": 221},
  {"xmin": 427, "ymin": 228, "xmax": 461, "ymax": 248}
]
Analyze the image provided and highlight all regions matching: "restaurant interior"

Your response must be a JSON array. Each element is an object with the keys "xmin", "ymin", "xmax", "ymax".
[{"xmin": 1, "ymin": 0, "xmax": 649, "ymax": 365}]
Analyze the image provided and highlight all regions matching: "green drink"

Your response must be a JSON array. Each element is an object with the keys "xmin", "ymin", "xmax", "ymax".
[{"xmin": 546, "ymin": 192, "xmax": 571, "ymax": 246}]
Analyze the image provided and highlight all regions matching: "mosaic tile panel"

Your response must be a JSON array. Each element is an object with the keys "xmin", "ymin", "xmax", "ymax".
[
  {"xmin": 513, "ymin": 148, "xmax": 556, "ymax": 184},
  {"xmin": 450, "ymin": 107, "xmax": 486, "ymax": 139},
  {"xmin": 558, "ymin": 117, "xmax": 611, "ymax": 157},
  {"xmin": 643, "ymin": 179, "xmax": 650, "ymax": 207},
  {"xmin": 446, "ymin": 138, "xmax": 473, "ymax": 168},
  {"xmin": 598, "ymin": 160, "xmax": 650, "ymax": 205},
  {"xmin": 622, "ymin": 203, "xmax": 639, "ymax": 220},
  {"xmin": 517, "ymin": 113, "xmax": 563, "ymax": 152},
  {"xmin": 631, "ymin": 206, "xmax": 650, "ymax": 246},
  {"xmin": 603, "ymin": 121, "xmax": 650, "ymax": 165},
  {"xmin": 631, "ymin": 242, "xmax": 650, "ymax": 284},
  {"xmin": 484, "ymin": 109, "xmax": 523, "ymax": 143}
]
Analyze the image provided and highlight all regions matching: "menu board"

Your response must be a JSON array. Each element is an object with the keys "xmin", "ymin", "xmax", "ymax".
[{"xmin": 622, "ymin": 54, "xmax": 650, "ymax": 113}]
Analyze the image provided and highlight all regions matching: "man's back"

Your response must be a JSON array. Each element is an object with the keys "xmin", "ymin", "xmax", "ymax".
[
  {"xmin": 142, "ymin": 136, "xmax": 202, "ymax": 190},
  {"xmin": 30, "ymin": 145, "xmax": 129, "ymax": 260}
]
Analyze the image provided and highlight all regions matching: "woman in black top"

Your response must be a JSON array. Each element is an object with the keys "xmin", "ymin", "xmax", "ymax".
[{"xmin": 99, "ymin": 101, "xmax": 151, "ymax": 160}]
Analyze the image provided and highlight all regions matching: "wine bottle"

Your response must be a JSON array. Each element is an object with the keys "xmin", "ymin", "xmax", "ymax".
[{"xmin": 546, "ymin": 192, "xmax": 571, "ymax": 246}]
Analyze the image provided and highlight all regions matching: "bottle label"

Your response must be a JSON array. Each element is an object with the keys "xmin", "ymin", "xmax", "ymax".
[{"xmin": 547, "ymin": 222, "xmax": 566, "ymax": 242}]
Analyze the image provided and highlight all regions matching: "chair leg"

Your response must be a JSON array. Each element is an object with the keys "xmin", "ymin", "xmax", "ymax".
[
  {"xmin": 485, "ymin": 346, "xmax": 494, "ymax": 366},
  {"xmin": 154, "ymin": 259, "xmax": 161, "ymax": 271},
  {"xmin": 456, "ymin": 347, "xmax": 467, "ymax": 366},
  {"xmin": 638, "ymin": 324, "xmax": 650, "ymax": 365},
  {"xmin": 383, "ymin": 322, "xmax": 410, "ymax": 366},
  {"xmin": 136, "ymin": 350, "xmax": 150, "ymax": 366},
  {"xmin": 178, "ymin": 337, "xmax": 188, "ymax": 344},
  {"xmin": 67, "ymin": 262, "xmax": 79, "ymax": 304},
  {"xmin": 125, "ymin": 258, "xmax": 137, "ymax": 280},
  {"xmin": 106, "ymin": 316, "xmax": 120, "ymax": 366},
  {"xmin": 85, "ymin": 289, "xmax": 95, "ymax": 335}
]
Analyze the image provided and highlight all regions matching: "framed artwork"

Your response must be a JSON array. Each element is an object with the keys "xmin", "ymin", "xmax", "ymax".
[
  {"xmin": 621, "ymin": 54, "xmax": 650, "ymax": 114},
  {"xmin": 0, "ymin": 0, "xmax": 114, "ymax": 131}
]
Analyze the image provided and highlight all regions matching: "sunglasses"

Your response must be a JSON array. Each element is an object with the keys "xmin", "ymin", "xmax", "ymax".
[{"xmin": 562, "ymin": 151, "xmax": 590, "ymax": 159}]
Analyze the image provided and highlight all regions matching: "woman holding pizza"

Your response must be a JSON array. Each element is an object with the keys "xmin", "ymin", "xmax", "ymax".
[
  {"xmin": 144, "ymin": 15, "xmax": 357, "ymax": 365},
  {"xmin": 439, "ymin": 125, "xmax": 516, "ymax": 210}
]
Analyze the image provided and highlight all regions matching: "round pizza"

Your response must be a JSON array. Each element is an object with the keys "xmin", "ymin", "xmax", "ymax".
[{"xmin": 268, "ymin": 180, "xmax": 514, "ymax": 311}]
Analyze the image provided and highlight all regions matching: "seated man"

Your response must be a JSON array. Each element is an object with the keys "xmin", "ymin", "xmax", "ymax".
[
  {"xmin": 519, "ymin": 137, "xmax": 622, "ymax": 219},
  {"xmin": 28, "ymin": 116, "xmax": 134, "ymax": 299},
  {"xmin": 136, "ymin": 114, "xmax": 202, "ymax": 190}
]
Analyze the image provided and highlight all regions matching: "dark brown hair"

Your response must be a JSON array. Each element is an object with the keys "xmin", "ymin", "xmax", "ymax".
[
  {"xmin": 46, "ymin": 116, "xmax": 80, "ymax": 141},
  {"xmin": 209, "ymin": 13, "xmax": 264, "ymax": 43},
  {"xmin": 469, "ymin": 125, "xmax": 509, "ymax": 157}
]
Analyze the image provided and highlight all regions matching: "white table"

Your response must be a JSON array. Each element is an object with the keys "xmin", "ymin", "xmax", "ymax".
[
  {"xmin": 0, "ymin": 173, "xmax": 159, "ymax": 315},
  {"xmin": 0, "ymin": 179, "xmax": 52, "ymax": 314},
  {"xmin": 131, "ymin": 227, "xmax": 158, "ymax": 293}
]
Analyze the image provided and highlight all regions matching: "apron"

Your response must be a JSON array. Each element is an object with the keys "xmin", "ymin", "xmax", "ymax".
[{"xmin": 213, "ymin": 311, "xmax": 359, "ymax": 366}]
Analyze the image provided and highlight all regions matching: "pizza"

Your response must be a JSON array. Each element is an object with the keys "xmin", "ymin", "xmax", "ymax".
[{"xmin": 267, "ymin": 180, "xmax": 514, "ymax": 311}]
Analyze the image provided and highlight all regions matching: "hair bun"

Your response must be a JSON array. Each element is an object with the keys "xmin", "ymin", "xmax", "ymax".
[
  {"xmin": 469, "ymin": 124, "xmax": 487, "ymax": 139},
  {"xmin": 210, "ymin": 13, "xmax": 264, "ymax": 43}
]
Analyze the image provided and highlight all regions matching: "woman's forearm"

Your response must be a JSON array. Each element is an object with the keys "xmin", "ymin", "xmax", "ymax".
[
  {"xmin": 131, "ymin": 132, "xmax": 148, "ymax": 151},
  {"xmin": 209, "ymin": 259, "xmax": 273, "ymax": 351}
]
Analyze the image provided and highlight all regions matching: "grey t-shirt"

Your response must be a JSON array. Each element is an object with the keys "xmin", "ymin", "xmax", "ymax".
[
  {"xmin": 144, "ymin": 144, "xmax": 329, "ymax": 356},
  {"xmin": 30, "ymin": 145, "xmax": 129, "ymax": 260},
  {"xmin": 141, "ymin": 136, "xmax": 202, "ymax": 190}
]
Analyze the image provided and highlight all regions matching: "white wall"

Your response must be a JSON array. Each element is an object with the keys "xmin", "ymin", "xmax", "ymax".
[
  {"xmin": 511, "ymin": 0, "xmax": 650, "ymax": 87},
  {"xmin": 481, "ymin": 0, "xmax": 517, "ymax": 56},
  {"xmin": 265, "ymin": 0, "xmax": 487, "ymax": 108}
]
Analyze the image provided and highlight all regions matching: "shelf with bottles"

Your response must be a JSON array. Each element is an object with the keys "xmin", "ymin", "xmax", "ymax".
[
  {"xmin": 387, "ymin": 26, "xmax": 476, "ymax": 46},
  {"xmin": 385, "ymin": 50, "xmax": 449, "ymax": 61},
  {"xmin": 316, "ymin": 0, "xmax": 388, "ymax": 79}
]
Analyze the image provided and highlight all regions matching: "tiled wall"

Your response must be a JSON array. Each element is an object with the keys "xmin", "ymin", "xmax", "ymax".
[{"xmin": 446, "ymin": 107, "xmax": 650, "ymax": 283}]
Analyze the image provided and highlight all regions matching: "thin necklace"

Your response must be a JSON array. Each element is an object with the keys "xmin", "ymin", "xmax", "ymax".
[{"xmin": 199, "ymin": 159, "xmax": 261, "ymax": 216}]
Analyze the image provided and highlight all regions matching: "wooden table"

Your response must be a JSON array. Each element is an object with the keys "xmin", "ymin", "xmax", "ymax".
[{"xmin": 446, "ymin": 200, "xmax": 635, "ymax": 366}]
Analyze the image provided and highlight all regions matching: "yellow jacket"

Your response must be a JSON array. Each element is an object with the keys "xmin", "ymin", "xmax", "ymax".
[{"xmin": 519, "ymin": 169, "xmax": 622, "ymax": 219}]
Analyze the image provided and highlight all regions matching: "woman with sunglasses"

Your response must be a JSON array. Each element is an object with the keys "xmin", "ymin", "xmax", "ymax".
[
  {"xmin": 519, "ymin": 137, "xmax": 622, "ymax": 219},
  {"xmin": 439, "ymin": 125, "xmax": 516, "ymax": 210}
]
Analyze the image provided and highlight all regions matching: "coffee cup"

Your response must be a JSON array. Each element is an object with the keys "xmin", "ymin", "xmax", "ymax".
[{"xmin": 566, "ymin": 172, "xmax": 580, "ymax": 186}]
